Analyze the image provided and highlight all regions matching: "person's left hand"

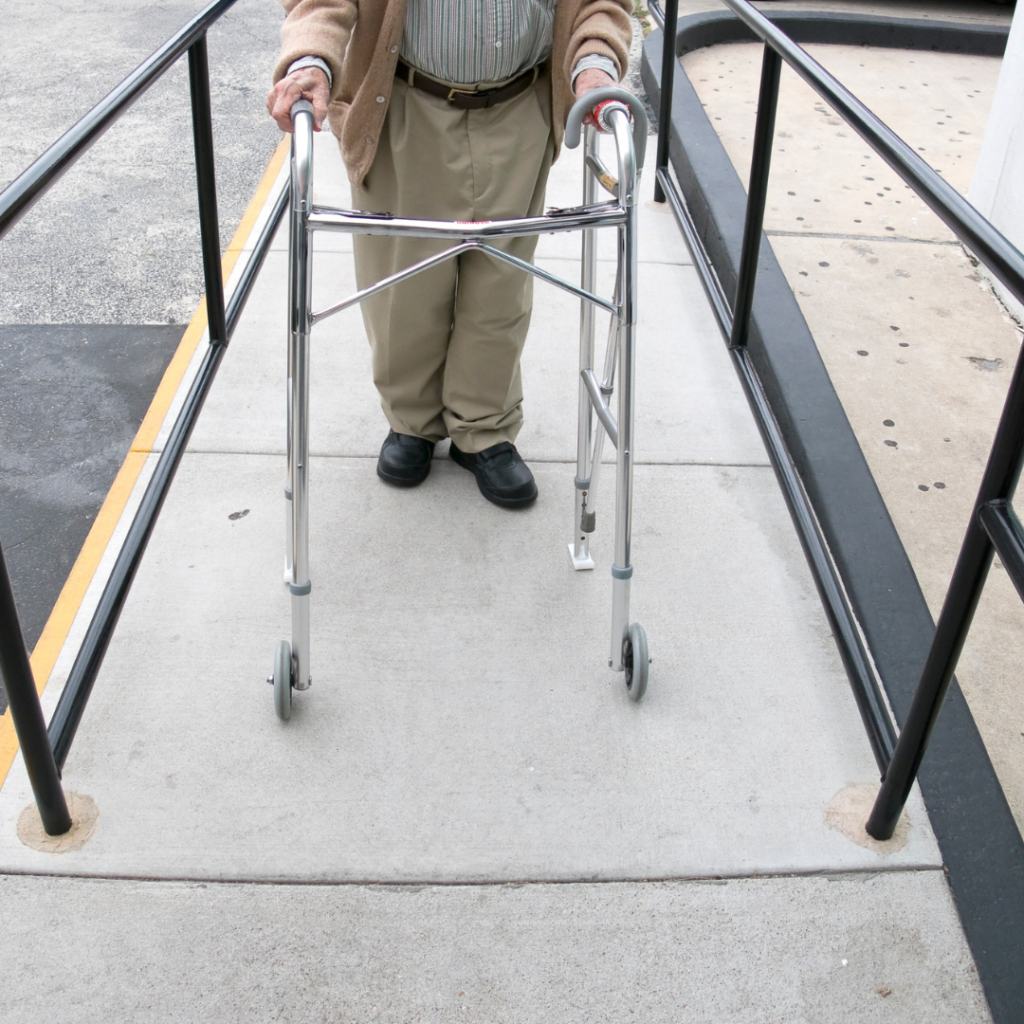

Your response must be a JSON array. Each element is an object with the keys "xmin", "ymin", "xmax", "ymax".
[{"xmin": 574, "ymin": 68, "xmax": 619, "ymax": 129}]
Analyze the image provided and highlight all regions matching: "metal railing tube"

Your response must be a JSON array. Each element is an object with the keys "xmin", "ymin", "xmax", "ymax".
[
  {"xmin": 652, "ymin": 0, "xmax": 679, "ymax": 203},
  {"xmin": 46, "ymin": 183, "xmax": 289, "ymax": 769},
  {"xmin": 732, "ymin": 346, "xmax": 897, "ymax": 768},
  {"xmin": 189, "ymin": 34, "xmax": 228, "ymax": 349},
  {"xmin": 718, "ymin": 0, "xmax": 1024, "ymax": 312},
  {"xmin": 46, "ymin": 169, "xmax": 287, "ymax": 775},
  {"xmin": 978, "ymin": 500, "xmax": 1024, "ymax": 604},
  {"xmin": 730, "ymin": 45, "xmax": 781, "ymax": 349},
  {"xmin": 650, "ymin": 168, "xmax": 896, "ymax": 767},
  {"xmin": 226, "ymin": 185, "xmax": 290, "ymax": 335},
  {"xmin": 0, "ymin": 547, "xmax": 72, "ymax": 834},
  {"xmin": 0, "ymin": 0, "xmax": 239, "ymax": 244},
  {"xmin": 48, "ymin": 342, "xmax": 226, "ymax": 769}
]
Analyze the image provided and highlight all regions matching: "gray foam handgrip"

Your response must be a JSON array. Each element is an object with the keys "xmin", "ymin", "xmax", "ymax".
[{"xmin": 564, "ymin": 87, "xmax": 649, "ymax": 169}]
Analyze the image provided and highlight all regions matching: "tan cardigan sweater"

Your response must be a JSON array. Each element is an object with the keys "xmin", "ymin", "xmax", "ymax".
[{"xmin": 274, "ymin": 0, "xmax": 633, "ymax": 187}]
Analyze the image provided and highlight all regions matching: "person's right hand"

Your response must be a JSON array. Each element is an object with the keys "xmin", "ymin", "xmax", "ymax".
[{"xmin": 266, "ymin": 66, "xmax": 330, "ymax": 133}]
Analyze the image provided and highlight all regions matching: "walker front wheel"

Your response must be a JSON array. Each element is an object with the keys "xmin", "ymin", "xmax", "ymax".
[
  {"xmin": 273, "ymin": 640, "xmax": 293, "ymax": 721},
  {"xmin": 623, "ymin": 623, "xmax": 649, "ymax": 702}
]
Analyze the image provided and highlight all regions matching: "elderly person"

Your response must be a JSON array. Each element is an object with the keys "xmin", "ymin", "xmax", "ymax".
[{"xmin": 268, "ymin": 0, "xmax": 632, "ymax": 508}]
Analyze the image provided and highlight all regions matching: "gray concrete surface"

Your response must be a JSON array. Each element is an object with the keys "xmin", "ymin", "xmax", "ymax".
[
  {"xmin": 0, "ymin": 140, "xmax": 934, "ymax": 882},
  {"xmin": 0, "ymin": 871, "xmax": 989, "ymax": 1023},
  {"xmin": 0, "ymin": 454, "xmax": 939, "ymax": 880},
  {"xmin": 685, "ymin": 36, "xmax": 1024, "ymax": 835}
]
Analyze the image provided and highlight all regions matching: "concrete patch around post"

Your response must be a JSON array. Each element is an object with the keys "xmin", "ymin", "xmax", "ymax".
[
  {"xmin": 16, "ymin": 791, "xmax": 98, "ymax": 854},
  {"xmin": 826, "ymin": 784, "xmax": 909, "ymax": 854}
]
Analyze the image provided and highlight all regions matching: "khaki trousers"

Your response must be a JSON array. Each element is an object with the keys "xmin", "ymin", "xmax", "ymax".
[{"xmin": 352, "ymin": 69, "xmax": 555, "ymax": 453}]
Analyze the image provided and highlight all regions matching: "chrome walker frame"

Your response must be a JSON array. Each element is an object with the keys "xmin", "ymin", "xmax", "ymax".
[{"xmin": 272, "ymin": 88, "xmax": 650, "ymax": 718}]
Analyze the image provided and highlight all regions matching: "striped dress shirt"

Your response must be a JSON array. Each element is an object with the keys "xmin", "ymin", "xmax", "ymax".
[
  {"xmin": 289, "ymin": 0, "xmax": 619, "ymax": 89},
  {"xmin": 402, "ymin": 0, "xmax": 555, "ymax": 84}
]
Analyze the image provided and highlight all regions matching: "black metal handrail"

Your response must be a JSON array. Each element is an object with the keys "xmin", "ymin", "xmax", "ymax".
[
  {"xmin": 0, "ymin": 0, "xmax": 286, "ymax": 834},
  {"xmin": 650, "ymin": 0, "xmax": 1024, "ymax": 842}
]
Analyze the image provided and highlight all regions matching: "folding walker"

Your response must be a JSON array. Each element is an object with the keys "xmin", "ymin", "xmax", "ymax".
[{"xmin": 271, "ymin": 87, "xmax": 651, "ymax": 719}]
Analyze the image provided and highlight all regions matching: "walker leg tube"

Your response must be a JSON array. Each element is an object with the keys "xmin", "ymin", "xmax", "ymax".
[
  {"xmin": 609, "ymin": 110, "xmax": 639, "ymax": 670},
  {"xmin": 284, "ymin": 260, "xmax": 294, "ymax": 584},
  {"xmin": 584, "ymin": 270, "xmax": 622, "ymax": 517},
  {"xmin": 288, "ymin": 118, "xmax": 314, "ymax": 690},
  {"xmin": 572, "ymin": 124, "xmax": 600, "ymax": 571},
  {"xmin": 290, "ymin": 317, "xmax": 311, "ymax": 690},
  {"xmin": 610, "ymin": 573, "xmax": 632, "ymax": 669}
]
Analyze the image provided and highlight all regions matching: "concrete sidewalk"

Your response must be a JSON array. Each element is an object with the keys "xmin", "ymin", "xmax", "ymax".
[{"xmin": 0, "ymin": 126, "xmax": 990, "ymax": 1019}]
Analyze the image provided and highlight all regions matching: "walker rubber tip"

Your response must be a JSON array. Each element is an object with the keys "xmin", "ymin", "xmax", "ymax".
[{"xmin": 568, "ymin": 543, "xmax": 596, "ymax": 571}]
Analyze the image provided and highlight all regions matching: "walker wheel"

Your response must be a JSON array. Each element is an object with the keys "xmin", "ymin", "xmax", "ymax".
[
  {"xmin": 623, "ymin": 623, "xmax": 649, "ymax": 702},
  {"xmin": 273, "ymin": 640, "xmax": 293, "ymax": 721}
]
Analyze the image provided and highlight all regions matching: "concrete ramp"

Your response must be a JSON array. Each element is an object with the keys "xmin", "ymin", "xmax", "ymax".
[{"xmin": 0, "ymin": 132, "xmax": 989, "ymax": 1022}]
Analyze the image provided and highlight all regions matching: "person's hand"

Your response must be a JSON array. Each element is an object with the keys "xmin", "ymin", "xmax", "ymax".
[
  {"xmin": 573, "ymin": 68, "xmax": 619, "ymax": 130},
  {"xmin": 266, "ymin": 66, "xmax": 330, "ymax": 133}
]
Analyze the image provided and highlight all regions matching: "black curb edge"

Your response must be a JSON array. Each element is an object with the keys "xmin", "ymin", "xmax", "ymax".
[{"xmin": 642, "ymin": 13, "xmax": 1023, "ymax": 1024}]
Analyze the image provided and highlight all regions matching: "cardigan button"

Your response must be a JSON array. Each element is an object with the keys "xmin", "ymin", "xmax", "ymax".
[
  {"xmin": 376, "ymin": 95, "xmax": 385, "ymax": 103},
  {"xmin": 390, "ymin": 44, "xmax": 398, "ymax": 53}
]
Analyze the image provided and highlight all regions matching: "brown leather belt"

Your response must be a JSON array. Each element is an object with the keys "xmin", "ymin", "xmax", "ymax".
[{"xmin": 395, "ymin": 58, "xmax": 541, "ymax": 110}]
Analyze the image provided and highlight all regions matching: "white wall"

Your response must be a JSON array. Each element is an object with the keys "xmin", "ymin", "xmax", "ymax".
[{"xmin": 969, "ymin": 6, "xmax": 1024, "ymax": 323}]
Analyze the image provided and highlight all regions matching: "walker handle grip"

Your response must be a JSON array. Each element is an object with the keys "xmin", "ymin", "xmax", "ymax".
[
  {"xmin": 290, "ymin": 98, "xmax": 315, "ymax": 127},
  {"xmin": 565, "ymin": 87, "xmax": 648, "ymax": 169}
]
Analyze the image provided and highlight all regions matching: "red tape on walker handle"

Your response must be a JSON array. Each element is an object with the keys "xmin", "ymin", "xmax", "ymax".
[{"xmin": 588, "ymin": 99, "xmax": 620, "ymax": 132}]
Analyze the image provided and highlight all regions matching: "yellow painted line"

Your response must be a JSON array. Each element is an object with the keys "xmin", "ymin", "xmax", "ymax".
[{"xmin": 0, "ymin": 136, "xmax": 291, "ymax": 790}]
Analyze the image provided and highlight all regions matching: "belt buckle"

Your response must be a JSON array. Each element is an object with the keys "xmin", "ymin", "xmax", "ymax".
[{"xmin": 446, "ymin": 86, "xmax": 480, "ymax": 104}]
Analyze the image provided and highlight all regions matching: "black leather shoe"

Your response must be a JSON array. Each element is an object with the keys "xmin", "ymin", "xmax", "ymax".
[
  {"xmin": 449, "ymin": 441, "xmax": 538, "ymax": 508},
  {"xmin": 377, "ymin": 430, "xmax": 435, "ymax": 487}
]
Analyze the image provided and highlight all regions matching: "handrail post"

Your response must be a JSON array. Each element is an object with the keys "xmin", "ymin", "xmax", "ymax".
[
  {"xmin": 0, "ymin": 544, "xmax": 72, "ymax": 835},
  {"xmin": 653, "ymin": 0, "xmax": 679, "ymax": 203},
  {"xmin": 867, "ymin": 323, "xmax": 1024, "ymax": 840},
  {"xmin": 730, "ymin": 43, "xmax": 782, "ymax": 349},
  {"xmin": 188, "ymin": 32, "xmax": 227, "ymax": 349},
  {"xmin": 865, "ymin": 524, "xmax": 994, "ymax": 839}
]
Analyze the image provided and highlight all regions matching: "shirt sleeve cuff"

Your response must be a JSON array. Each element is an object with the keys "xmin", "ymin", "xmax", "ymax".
[
  {"xmin": 570, "ymin": 55, "xmax": 620, "ymax": 89},
  {"xmin": 286, "ymin": 56, "xmax": 333, "ymax": 89}
]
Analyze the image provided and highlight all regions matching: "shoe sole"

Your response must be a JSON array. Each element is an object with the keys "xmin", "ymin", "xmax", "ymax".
[
  {"xmin": 449, "ymin": 447, "xmax": 538, "ymax": 509},
  {"xmin": 376, "ymin": 461, "xmax": 431, "ymax": 487}
]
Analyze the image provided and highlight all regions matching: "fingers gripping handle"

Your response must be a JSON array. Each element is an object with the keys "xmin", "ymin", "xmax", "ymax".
[{"xmin": 565, "ymin": 88, "xmax": 649, "ymax": 169}]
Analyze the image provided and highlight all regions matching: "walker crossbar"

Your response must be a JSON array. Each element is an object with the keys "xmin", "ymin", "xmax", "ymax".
[
  {"xmin": 270, "ymin": 89, "xmax": 650, "ymax": 720},
  {"xmin": 307, "ymin": 202, "xmax": 626, "ymax": 239},
  {"xmin": 311, "ymin": 239, "xmax": 618, "ymax": 326}
]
